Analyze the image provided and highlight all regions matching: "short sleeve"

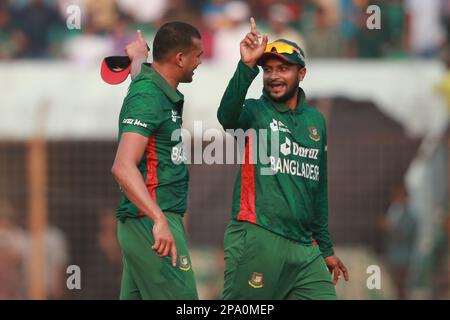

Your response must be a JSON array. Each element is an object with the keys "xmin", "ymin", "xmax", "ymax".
[{"xmin": 121, "ymin": 93, "xmax": 164, "ymax": 138}]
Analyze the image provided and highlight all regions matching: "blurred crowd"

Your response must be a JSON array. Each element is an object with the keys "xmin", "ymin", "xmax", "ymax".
[
  {"xmin": 0, "ymin": 198, "xmax": 122, "ymax": 299},
  {"xmin": 0, "ymin": 0, "xmax": 449, "ymax": 63},
  {"xmin": 0, "ymin": 199, "xmax": 68, "ymax": 299}
]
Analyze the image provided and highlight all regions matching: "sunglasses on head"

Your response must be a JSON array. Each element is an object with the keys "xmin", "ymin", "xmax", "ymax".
[{"xmin": 265, "ymin": 42, "xmax": 304, "ymax": 59}]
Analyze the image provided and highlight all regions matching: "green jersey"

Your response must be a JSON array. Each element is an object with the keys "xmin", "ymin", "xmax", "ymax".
[
  {"xmin": 217, "ymin": 61, "xmax": 334, "ymax": 258},
  {"xmin": 115, "ymin": 63, "xmax": 188, "ymax": 220}
]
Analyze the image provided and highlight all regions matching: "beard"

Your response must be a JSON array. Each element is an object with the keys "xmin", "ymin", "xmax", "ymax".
[
  {"xmin": 180, "ymin": 74, "xmax": 193, "ymax": 83},
  {"xmin": 265, "ymin": 81, "xmax": 299, "ymax": 103},
  {"xmin": 180, "ymin": 68, "xmax": 196, "ymax": 83}
]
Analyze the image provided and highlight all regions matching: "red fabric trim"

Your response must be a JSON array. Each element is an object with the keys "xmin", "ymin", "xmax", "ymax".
[
  {"xmin": 237, "ymin": 136, "xmax": 256, "ymax": 223},
  {"xmin": 138, "ymin": 134, "xmax": 158, "ymax": 217}
]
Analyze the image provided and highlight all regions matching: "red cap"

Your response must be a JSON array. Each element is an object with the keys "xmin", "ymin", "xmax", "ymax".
[{"xmin": 100, "ymin": 56, "xmax": 132, "ymax": 85}]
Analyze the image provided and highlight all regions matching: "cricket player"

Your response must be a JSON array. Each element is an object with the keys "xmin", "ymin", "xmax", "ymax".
[
  {"xmin": 111, "ymin": 22, "xmax": 203, "ymax": 300},
  {"xmin": 217, "ymin": 18, "xmax": 349, "ymax": 300}
]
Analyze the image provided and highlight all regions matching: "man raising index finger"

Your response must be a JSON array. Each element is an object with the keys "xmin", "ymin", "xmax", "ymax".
[
  {"xmin": 218, "ymin": 17, "xmax": 348, "ymax": 300},
  {"xmin": 240, "ymin": 17, "xmax": 268, "ymax": 68}
]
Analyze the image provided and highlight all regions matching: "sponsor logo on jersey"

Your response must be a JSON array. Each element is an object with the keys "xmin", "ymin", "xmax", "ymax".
[
  {"xmin": 178, "ymin": 255, "xmax": 191, "ymax": 271},
  {"xmin": 309, "ymin": 126, "xmax": 320, "ymax": 142},
  {"xmin": 280, "ymin": 137, "xmax": 291, "ymax": 156},
  {"xmin": 270, "ymin": 119, "xmax": 291, "ymax": 133},
  {"xmin": 279, "ymin": 137, "xmax": 319, "ymax": 160},
  {"xmin": 248, "ymin": 272, "xmax": 264, "ymax": 288},
  {"xmin": 270, "ymin": 156, "xmax": 320, "ymax": 181},
  {"xmin": 122, "ymin": 118, "xmax": 148, "ymax": 128}
]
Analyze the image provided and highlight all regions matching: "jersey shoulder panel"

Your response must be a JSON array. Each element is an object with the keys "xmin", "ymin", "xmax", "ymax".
[{"xmin": 120, "ymin": 92, "xmax": 168, "ymax": 137}]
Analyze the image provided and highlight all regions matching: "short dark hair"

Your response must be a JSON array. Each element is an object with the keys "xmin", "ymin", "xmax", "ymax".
[{"xmin": 153, "ymin": 21, "xmax": 201, "ymax": 62}]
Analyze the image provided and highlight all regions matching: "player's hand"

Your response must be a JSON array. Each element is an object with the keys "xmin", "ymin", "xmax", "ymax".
[
  {"xmin": 240, "ymin": 17, "xmax": 268, "ymax": 69},
  {"xmin": 125, "ymin": 30, "xmax": 149, "ymax": 61},
  {"xmin": 152, "ymin": 215, "xmax": 178, "ymax": 267},
  {"xmin": 324, "ymin": 255, "xmax": 349, "ymax": 285}
]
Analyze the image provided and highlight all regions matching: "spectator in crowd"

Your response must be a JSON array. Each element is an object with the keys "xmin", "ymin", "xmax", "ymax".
[
  {"xmin": 442, "ymin": 0, "xmax": 450, "ymax": 44},
  {"xmin": 382, "ymin": 185, "xmax": 417, "ymax": 299},
  {"xmin": 353, "ymin": 0, "xmax": 386, "ymax": 58},
  {"xmin": 56, "ymin": 0, "xmax": 84, "ymax": 18},
  {"xmin": 200, "ymin": 0, "xmax": 229, "ymax": 60},
  {"xmin": 0, "ymin": 200, "xmax": 28, "ymax": 299},
  {"xmin": 109, "ymin": 13, "xmax": 135, "ymax": 57},
  {"xmin": 84, "ymin": 0, "xmax": 118, "ymax": 33},
  {"xmin": 117, "ymin": 0, "xmax": 168, "ymax": 24},
  {"xmin": 246, "ymin": 0, "xmax": 274, "ymax": 20},
  {"xmin": 382, "ymin": 0, "xmax": 408, "ymax": 58},
  {"xmin": 83, "ymin": 208, "xmax": 122, "ymax": 299},
  {"xmin": 339, "ymin": 0, "xmax": 358, "ymax": 57},
  {"xmin": 213, "ymin": 0, "xmax": 251, "ymax": 64},
  {"xmin": 315, "ymin": 0, "xmax": 341, "ymax": 27},
  {"xmin": 263, "ymin": 3, "xmax": 305, "ymax": 51},
  {"xmin": 0, "ymin": 0, "xmax": 449, "ymax": 61},
  {"xmin": 405, "ymin": 0, "xmax": 446, "ymax": 58},
  {"xmin": 302, "ymin": 3, "xmax": 343, "ymax": 58},
  {"xmin": 14, "ymin": 0, "xmax": 64, "ymax": 58},
  {"xmin": 0, "ymin": 0, "xmax": 27, "ymax": 59},
  {"xmin": 9, "ymin": 0, "xmax": 55, "ymax": 10},
  {"xmin": 162, "ymin": 0, "xmax": 201, "ymax": 27},
  {"xmin": 0, "ymin": 199, "xmax": 68, "ymax": 299},
  {"xmin": 42, "ymin": 225, "xmax": 69, "ymax": 299},
  {"xmin": 202, "ymin": 0, "xmax": 229, "ymax": 31},
  {"xmin": 63, "ymin": 14, "xmax": 113, "ymax": 65}
]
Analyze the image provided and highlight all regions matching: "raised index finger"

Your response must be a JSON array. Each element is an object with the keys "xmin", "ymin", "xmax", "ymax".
[
  {"xmin": 250, "ymin": 17, "xmax": 258, "ymax": 34},
  {"xmin": 137, "ymin": 29, "xmax": 144, "ymax": 40}
]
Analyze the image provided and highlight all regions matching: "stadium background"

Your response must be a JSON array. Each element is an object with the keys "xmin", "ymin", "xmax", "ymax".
[{"xmin": 0, "ymin": 0, "xmax": 449, "ymax": 300}]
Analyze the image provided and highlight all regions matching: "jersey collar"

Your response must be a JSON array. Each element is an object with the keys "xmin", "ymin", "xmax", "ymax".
[
  {"xmin": 262, "ymin": 87, "xmax": 306, "ymax": 113},
  {"xmin": 141, "ymin": 63, "xmax": 184, "ymax": 103}
]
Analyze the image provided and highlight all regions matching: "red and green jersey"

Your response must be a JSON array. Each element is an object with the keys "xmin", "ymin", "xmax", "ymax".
[
  {"xmin": 217, "ymin": 61, "xmax": 334, "ymax": 258},
  {"xmin": 115, "ymin": 64, "xmax": 188, "ymax": 220}
]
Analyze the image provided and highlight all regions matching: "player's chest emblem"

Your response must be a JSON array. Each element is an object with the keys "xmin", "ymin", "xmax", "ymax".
[
  {"xmin": 248, "ymin": 272, "xmax": 264, "ymax": 288},
  {"xmin": 178, "ymin": 255, "xmax": 191, "ymax": 271},
  {"xmin": 308, "ymin": 126, "xmax": 320, "ymax": 142}
]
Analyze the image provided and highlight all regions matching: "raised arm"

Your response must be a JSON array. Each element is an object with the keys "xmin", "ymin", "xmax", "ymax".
[
  {"xmin": 241, "ymin": 17, "xmax": 268, "ymax": 69},
  {"xmin": 217, "ymin": 18, "xmax": 268, "ymax": 130},
  {"xmin": 125, "ymin": 30, "xmax": 149, "ymax": 79}
]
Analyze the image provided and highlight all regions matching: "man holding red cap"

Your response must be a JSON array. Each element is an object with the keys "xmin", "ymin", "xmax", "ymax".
[
  {"xmin": 111, "ymin": 22, "xmax": 203, "ymax": 299},
  {"xmin": 100, "ymin": 30, "xmax": 151, "ymax": 84},
  {"xmin": 217, "ymin": 18, "xmax": 349, "ymax": 299}
]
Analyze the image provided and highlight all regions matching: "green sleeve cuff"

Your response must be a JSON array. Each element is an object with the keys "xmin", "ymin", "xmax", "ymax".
[
  {"xmin": 320, "ymin": 247, "xmax": 335, "ymax": 258},
  {"xmin": 121, "ymin": 125, "xmax": 152, "ymax": 138}
]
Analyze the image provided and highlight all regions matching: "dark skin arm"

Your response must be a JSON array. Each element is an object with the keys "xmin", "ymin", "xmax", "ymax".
[{"xmin": 111, "ymin": 132, "xmax": 177, "ymax": 266}]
